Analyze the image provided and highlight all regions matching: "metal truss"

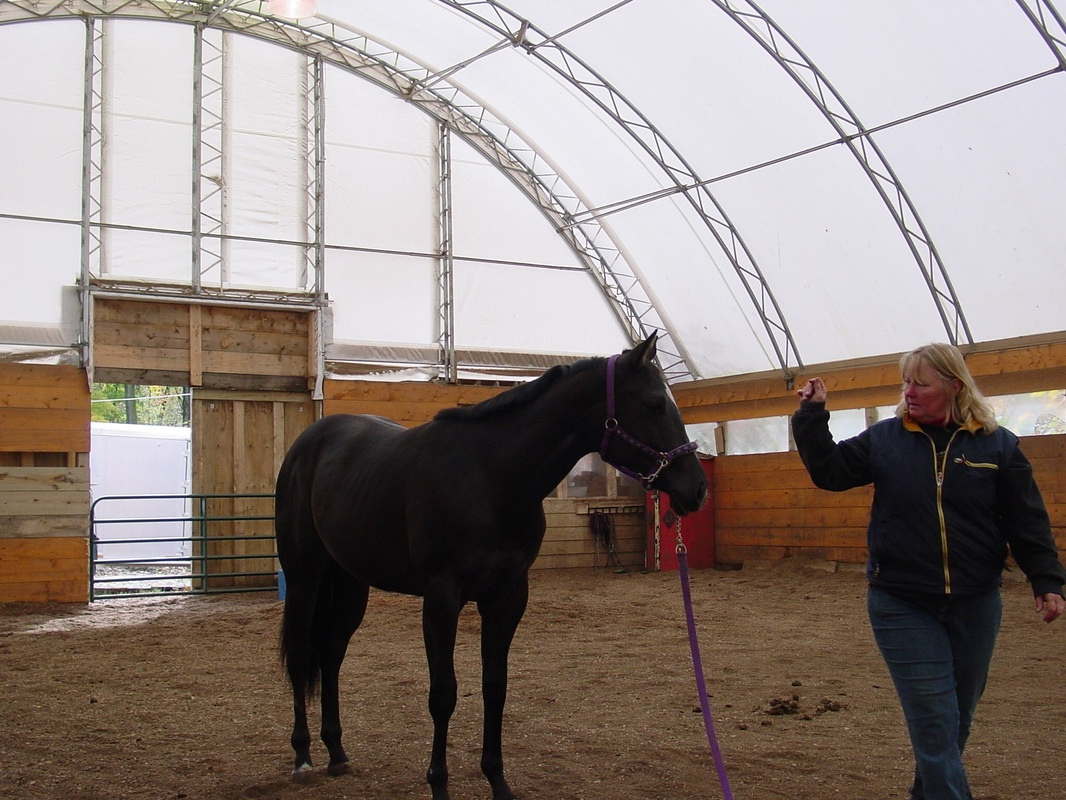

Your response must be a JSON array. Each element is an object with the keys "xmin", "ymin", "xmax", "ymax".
[
  {"xmin": 79, "ymin": 16, "xmax": 105, "ymax": 377},
  {"xmin": 0, "ymin": 0, "xmax": 685, "ymax": 380},
  {"xmin": 439, "ymin": 0, "xmax": 801, "ymax": 382},
  {"xmin": 436, "ymin": 123, "xmax": 457, "ymax": 384},
  {"xmin": 1015, "ymin": 0, "xmax": 1066, "ymax": 69},
  {"xmin": 192, "ymin": 24, "xmax": 225, "ymax": 291},
  {"xmin": 711, "ymin": 0, "xmax": 980, "ymax": 349}
]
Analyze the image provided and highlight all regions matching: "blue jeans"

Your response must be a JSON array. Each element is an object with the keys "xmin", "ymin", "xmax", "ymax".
[{"xmin": 867, "ymin": 586, "xmax": 1002, "ymax": 800}]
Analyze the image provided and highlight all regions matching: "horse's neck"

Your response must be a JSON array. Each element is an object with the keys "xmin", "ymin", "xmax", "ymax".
[{"xmin": 493, "ymin": 373, "xmax": 603, "ymax": 501}]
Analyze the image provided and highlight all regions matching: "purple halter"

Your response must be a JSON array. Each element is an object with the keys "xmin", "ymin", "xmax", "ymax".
[{"xmin": 598, "ymin": 354, "xmax": 698, "ymax": 490}]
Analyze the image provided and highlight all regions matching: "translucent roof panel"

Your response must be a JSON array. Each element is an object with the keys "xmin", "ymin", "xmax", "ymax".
[{"xmin": 0, "ymin": 0, "xmax": 1063, "ymax": 381}]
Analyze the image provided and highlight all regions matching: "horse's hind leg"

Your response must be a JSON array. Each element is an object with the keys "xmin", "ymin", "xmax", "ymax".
[
  {"xmin": 280, "ymin": 565, "xmax": 326, "ymax": 777},
  {"xmin": 315, "ymin": 563, "xmax": 370, "ymax": 776},
  {"xmin": 477, "ymin": 578, "xmax": 529, "ymax": 800}
]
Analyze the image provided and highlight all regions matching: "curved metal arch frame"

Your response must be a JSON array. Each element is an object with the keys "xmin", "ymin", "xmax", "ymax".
[
  {"xmin": 450, "ymin": 0, "xmax": 1065, "ymax": 371},
  {"xmin": 1015, "ymin": 0, "xmax": 1066, "ymax": 69},
  {"xmin": 714, "ymin": 0, "xmax": 978, "ymax": 349},
  {"xmin": 0, "ymin": 0, "xmax": 688, "ymax": 379},
  {"xmin": 440, "ymin": 0, "xmax": 803, "ymax": 381},
  {"xmin": 718, "ymin": 0, "xmax": 1065, "ymax": 351}
]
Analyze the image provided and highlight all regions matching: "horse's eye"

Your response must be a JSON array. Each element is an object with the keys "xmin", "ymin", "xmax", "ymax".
[{"xmin": 645, "ymin": 399, "xmax": 667, "ymax": 416}]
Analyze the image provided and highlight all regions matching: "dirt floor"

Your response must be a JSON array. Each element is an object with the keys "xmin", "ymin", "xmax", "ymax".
[{"xmin": 1, "ymin": 561, "xmax": 1063, "ymax": 800}]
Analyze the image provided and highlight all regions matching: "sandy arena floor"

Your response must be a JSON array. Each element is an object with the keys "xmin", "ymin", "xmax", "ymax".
[{"xmin": 1, "ymin": 561, "xmax": 1063, "ymax": 800}]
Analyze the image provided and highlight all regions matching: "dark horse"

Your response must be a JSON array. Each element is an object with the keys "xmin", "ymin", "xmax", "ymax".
[{"xmin": 275, "ymin": 333, "xmax": 707, "ymax": 800}]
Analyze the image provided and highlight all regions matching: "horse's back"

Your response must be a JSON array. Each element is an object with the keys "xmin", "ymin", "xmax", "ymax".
[{"xmin": 275, "ymin": 414, "xmax": 424, "ymax": 591}]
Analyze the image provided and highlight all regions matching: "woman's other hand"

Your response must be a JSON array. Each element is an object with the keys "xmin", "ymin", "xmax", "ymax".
[
  {"xmin": 1035, "ymin": 592, "xmax": 1065, "ymax": 623},
  {"xmin": 797, "ymin": 377, "xmax": 827, "ymax": 404}
]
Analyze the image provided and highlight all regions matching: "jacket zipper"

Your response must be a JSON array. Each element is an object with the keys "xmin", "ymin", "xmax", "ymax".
[{"xmin": 929, "ymin": 429, "xmax": 963, "ymax": 594}]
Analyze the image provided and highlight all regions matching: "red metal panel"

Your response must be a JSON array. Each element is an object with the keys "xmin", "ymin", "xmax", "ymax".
[{"xmin": 646, "ymin": 458, "xmax": 715, "ymax": 570}]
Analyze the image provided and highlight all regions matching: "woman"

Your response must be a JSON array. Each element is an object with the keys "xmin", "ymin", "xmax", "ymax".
[{"xmin": 791, "ymin": 342, "xmax": 1065, "ymax": 800}]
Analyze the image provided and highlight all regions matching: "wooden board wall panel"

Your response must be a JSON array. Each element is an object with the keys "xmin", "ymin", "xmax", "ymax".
[
  {"xmin": 714, "ymin": 488, "xmax": 871, "ymax": 510},
  {"xmin": 0, "ymin": 384, "xmax": 88, "ymax": 411},
  {"xmin": 717, "ymin": 544, "xmax": 867, "ymax": 565},
  {"xmin": 324, "ymin": 380, "xmax": 504, "ymax": 425},
  {"xmin": 192, "ymin": 392, "xmax": 313, "ymax": 588},
  {"xmin": 201, "ymin": 350, "xmax": 308, "ymax": 378},
  {"xmin": 0, "ymin": 410, "xmax": 90, "ymax": 452},
  {"xmin": 0, "ymin": 490, "xmax": 88, "ymax": 518},
  {"xmin": 0, "ymin": 515, "xmax": 88, "ymax": 538},
  {"xmin": 538, "ymin": 498, "xmax": 645, "ymax": 570},
  {"xmin": 675, "ymin": 335, "xmax": 1066, "ymax": 424},
  {"xmin": 0, "ymin": 537, "xmax": 88, "ymax": 603},
  {"xmin": 93, "ymin": 344, "xmax": 190, "ymax": 373},
  {"xmin": 0, "ymin": 365, "xmax": 90, "ymax": 453},
  {"xmin": 710, "ymin": 432, "xmax": 1065, "ymax": 567},
  {"xmin": 93, "ymin": 298, "xmax": 311, "ymax": 384}
]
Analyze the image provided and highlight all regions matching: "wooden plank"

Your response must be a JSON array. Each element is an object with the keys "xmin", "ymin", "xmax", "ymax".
[
  {"xmin": 0, "ymin": 409, "xmax": 89, "ymax": 452},
  {"xmin": 0, "ymin": 363, "xmax": 87, "ymax": 397},
  {"xmin": 0, "ymin": 384, "xmax": 91, "ymax": 411},
  {"xmin": 0, "ymin": 365, "xmax": 89, "ymax": 453},
  {"xmin": 190, "ymin": 303, "xmax": 203, "ymax": 387},
  {"xmin": 715, "ymin": 544, "xmax": 867, "ymax": 566},
  {"xmin": 676, "ymin": 335, "xmax": 1066, "ymax": 424},
  {"xmin": 323, "ymin": 379, "xmax": 505, "ymax": 424},
  {"xmin": 201, "ymin": 349, "xmax": 308, "ymax": 377},
  {"xmin": 0, "ymin": 490, "xmax": 89, "ymax": 517},
  {"xmin": 0, "ymin": 466, "xmax": 87, "ymax": 491},
  {"xmin": 713, "ymin": 487, "xmax": 871, "ymax": 510},
  {"xmin": 0, "ymin": 536, "xmax": 88, "ymax": 603},
  {"xmin": 0, "ymin": 515, "xmax": 88, "ymax": 538},
  {"xmin": 93, "ymin": 343, "xmax": 190, "ymax": 372},
  {"xmin": 0, "ymin": 578, "xmax": 87, "ymax": 604},
  {"xmin": 200, "ymin": 305, "xmax": 309, "ymax": 335}
]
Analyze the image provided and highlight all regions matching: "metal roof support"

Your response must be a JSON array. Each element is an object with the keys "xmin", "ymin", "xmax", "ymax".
[
  {"xmin": 441, "ymin": 0, "xmax": 802, "ymax": 381},
  {"xmin": 436, "ymin": 121, "xmax": 457, "ymax": 383},
  {"xmin": 79, "ymin": 16, "xmax": 106, "ymax": 376},
  {"xmin": 1, "ymin": 1, "xmax": 678, "ymax": 377},
  {"xmin": 192, "ymin": 24, "xmax": 226, "ymax": 291},
  {"xmin": 714, "ymin": 0, "xmax": 974, "ymax": 349},
  {"xmin": 306, "ymin": 53, "xmax": 327, "ymax": 401},
  {"xmin": 1015, "ymin": 0, "xmax": 1066, "ymax": 69}
]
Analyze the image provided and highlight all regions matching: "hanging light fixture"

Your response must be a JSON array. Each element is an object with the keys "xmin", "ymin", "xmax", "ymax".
[{"xmin": 267, "ymin": 0, "xmax": 318, "ymax": 19}]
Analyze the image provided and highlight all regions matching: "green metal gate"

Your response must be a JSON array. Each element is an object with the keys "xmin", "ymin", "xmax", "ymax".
[{"xmin": 89, "ymin": 493, "xmax": 277, "ymax": 601}]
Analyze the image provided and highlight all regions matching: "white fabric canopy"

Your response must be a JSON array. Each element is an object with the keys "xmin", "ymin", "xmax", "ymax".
[{"xmin": 0, "ymin": 0, "xmax": 1063, "ymax": 382}]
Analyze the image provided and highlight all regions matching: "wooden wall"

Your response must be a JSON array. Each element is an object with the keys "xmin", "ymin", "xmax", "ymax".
[
  {"xmin": 93, "ymin": 297, "xmax": 312, "ymax": 392},
  {"xmin": 192, "ymin": 391, "xmax": 314, "ymax": 588},
  {"xmin": 2, "ymin": 329, "xmax": 1062, "ymax": 602},
  {"xmin": 0, "ymin": 365, "xmax": 90, "ymax": 603},
  {"xmin": 711, "ymin": 434, "xmax": 1066, "ymax": 568}
]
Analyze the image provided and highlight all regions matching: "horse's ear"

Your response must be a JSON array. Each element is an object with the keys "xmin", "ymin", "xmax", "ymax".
[{"xmin": 624, "ymin": 331, "xmax": 658, "ymax": 368}]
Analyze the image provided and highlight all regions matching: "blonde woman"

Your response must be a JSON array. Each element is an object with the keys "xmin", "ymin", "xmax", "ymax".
[{"xmin": 792, "ymin": 343, "xmax": 1065, "ymax": 800}]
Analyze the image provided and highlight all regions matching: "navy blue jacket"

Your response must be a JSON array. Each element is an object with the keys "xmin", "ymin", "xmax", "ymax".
[{"xmin": 792, "ymin": 401, "xmax": 1065, "ymax": 598}]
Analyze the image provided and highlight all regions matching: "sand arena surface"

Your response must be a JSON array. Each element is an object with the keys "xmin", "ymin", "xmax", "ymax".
[{"xmin": 1, "ymin": 562, "xmax": 1062, "ymax": 800}]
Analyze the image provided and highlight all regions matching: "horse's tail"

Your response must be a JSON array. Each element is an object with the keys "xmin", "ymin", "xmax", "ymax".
[{"xmin": 275, "ymin": 425, "xmax": 329, "ymax": 699}]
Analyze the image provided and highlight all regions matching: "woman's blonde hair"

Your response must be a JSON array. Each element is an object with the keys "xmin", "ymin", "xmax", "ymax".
[{"xmin": 894, "ymin": 343, "xmax": 998, "ymax": 432}]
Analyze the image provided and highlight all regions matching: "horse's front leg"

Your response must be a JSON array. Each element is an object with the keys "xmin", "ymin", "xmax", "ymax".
[
  {"xmin": 477, "ymin": 578, "xmax": 529, "ymax": 800},
  {"xmin": 422, "ymin": 584, "xmax": 464, "ymax": 800}
]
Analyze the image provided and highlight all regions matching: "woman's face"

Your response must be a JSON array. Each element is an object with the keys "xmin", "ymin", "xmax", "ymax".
[{"xmin": 902, "ymin": 361, "xmax": 959, "ymax": 425}]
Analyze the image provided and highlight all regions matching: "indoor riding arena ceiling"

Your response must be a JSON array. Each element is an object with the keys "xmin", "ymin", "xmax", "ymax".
[{"xmin": 1, "ymin": 0, "xmax": 1063, "ymax": 384}]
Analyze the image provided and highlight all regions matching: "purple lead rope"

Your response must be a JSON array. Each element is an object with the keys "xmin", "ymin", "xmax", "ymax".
[{"xmin": 675, "ymin": 525, "xmax": 735, "ymax": 799}]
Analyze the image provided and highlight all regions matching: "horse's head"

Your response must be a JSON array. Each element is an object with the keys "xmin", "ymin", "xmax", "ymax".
[{"xmin": 599, "ymin": 333, "xmax": 708, "ymax": 516}]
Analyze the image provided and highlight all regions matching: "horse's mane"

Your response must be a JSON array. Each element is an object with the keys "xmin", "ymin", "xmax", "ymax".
[{"xmin": 434, "ymin": 356, "xmax": 605, "ymax": 421}]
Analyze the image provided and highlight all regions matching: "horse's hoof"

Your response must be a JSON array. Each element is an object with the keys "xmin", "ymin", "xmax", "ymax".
[
  {"xmin": 327, "ymin": 760, "xmax": 352, "ymax": 777},
  {"xmin": 291, "ymin": 762, "xmax": 314, "ymax": 782}
]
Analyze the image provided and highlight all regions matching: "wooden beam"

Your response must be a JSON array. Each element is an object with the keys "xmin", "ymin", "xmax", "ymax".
[
  {"xmin": 189, "ymin": 303, "xmax": 203, "ymax": 387},
  {"xmin": 675, "ymin": 333, "xmax": 1066, "ymax": 423}
]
